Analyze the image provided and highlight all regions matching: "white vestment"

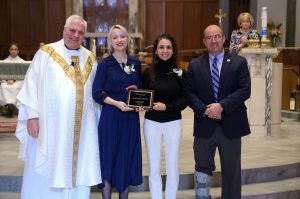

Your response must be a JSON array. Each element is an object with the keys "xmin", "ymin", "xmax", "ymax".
[
  {"xmin": 0, "ymin": 55, "xmax": 24, "ymax": 105},
  {"xmin": 5, "ymin": 55, "xmax": 24, "ymax": 61},
  {"xmin": 15, "ymin": 39, "xmax": 102, "ymax": 199}
]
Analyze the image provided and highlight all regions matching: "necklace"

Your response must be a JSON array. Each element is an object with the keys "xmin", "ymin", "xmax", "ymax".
[
  {"xmin": 112, "ymin": 53, "xmax": 127, "ymax": 64},
  {"xmin": 240, "ymin": 28, "xmax": 249, "ymax": 34}
]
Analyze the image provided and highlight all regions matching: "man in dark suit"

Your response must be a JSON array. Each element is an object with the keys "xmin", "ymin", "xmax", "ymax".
[{"xmin": 186, "ymin": 24, "xmax": 251, "ymax": 199}]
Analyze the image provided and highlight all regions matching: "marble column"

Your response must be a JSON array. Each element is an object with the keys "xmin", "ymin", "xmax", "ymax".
[
  {"xmin": 129, "ymin": 0, "xmax": 138, "ymax": 33},
  {"xmin": 65, "ymin": 0, "xmax": 83, "ymax": 17},
  {"xmin": 65, "ymin": 0, "xmax": 72, "ymax": 17},
  {"xmin": 129, "ymin": 0, "xmax": 139, "ymax": 55},
  {"xmin": 73, "ymin": 0, "xmax": 83, "ymax": 16}
]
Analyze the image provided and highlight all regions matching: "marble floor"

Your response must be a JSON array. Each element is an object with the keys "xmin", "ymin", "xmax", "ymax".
[{"xmin": 1, "ymin": 108, "xmax": 300, "ymax": 199}]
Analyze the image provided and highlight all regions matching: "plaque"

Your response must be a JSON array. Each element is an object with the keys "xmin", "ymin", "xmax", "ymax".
[{"xmin": 127, "ymin": 89, "xmax": 154, "ymax": 109}]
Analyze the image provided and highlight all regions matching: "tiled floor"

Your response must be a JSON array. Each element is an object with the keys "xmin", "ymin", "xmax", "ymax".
[{"xmin": 1, "ymin": 108, "xmax": 300, "ymax": 199}]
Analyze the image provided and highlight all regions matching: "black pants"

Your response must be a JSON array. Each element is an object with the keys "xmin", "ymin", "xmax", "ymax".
[{"xmin": 193, "ymin": 124, "xmax": 242, "ymax": 199}]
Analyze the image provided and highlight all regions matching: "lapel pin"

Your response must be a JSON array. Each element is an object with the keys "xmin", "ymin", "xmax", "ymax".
[{"xmin": 227, "ymin": 59, "xmax": 231, "ymax": 62}]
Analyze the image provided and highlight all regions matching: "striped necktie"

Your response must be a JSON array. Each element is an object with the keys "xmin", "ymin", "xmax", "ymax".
[{"xmin": 211, "ymin": 57, "xmax": 219, "ymax": 102}]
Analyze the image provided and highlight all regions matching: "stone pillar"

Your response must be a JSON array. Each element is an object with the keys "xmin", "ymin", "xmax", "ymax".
[
  {"xmin": 72, "ymin": 0, "xmax": 83, "ymax": 16},
  {"xmin": 65, "ymin": 0, "xmax": 72, "ymax": 17},
  {"xmin": 129, "ymin": 0, "xmax": 139, "ymax": 55},
  {"xmin": 65, "ymin": 0, "xmax": 83, "ymax": 17}
]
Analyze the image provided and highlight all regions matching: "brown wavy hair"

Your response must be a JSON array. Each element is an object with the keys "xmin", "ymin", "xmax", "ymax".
[{"xmin": 152, "ymin": 33, "xmax": 179, "ymax": 68}]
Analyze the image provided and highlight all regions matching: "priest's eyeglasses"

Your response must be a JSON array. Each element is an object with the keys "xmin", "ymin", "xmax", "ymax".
[{"xmin": 205, "ymin": 34, "xmax": 223, "ymax": 41}]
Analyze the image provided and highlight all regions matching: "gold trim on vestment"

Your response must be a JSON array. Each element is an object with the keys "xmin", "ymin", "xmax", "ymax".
[
  {"xmin": 71, "ymin": 56, "xmax": 83, "ymax": 187},
  {"xmin": 41, "ymin": 45, "xmax": 95, "ymax": 187},
  {"xmin": 40, "ymin": 44, "xmax": 94, "ymax": 85}
]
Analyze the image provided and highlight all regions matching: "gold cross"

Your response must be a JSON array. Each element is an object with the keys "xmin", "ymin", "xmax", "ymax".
[{"xmin": 214, "ymin": 9, "xmax": 227, "ymax": 28}]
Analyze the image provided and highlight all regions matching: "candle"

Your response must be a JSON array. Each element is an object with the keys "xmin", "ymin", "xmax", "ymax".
[{"xmin": 261, "ymin": 7, "xmax": 268, "ymax": 40}]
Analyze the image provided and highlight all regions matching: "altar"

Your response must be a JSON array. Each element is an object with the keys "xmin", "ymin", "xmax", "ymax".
[
  {"xmin": 239, "ymin": 48, "xmax": 282, "ymax": 137},
  {"xmin": 0, "ymin": 61, "xmax": 31, "ymax": 80}
]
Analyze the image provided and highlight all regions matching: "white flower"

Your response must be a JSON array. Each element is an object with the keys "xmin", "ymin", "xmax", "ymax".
[
  {"xmin": 172, "ymin": 68, "xmax": 183, "ymax": 77},
  {"xmin": 124, "ymin": 64, "xmax": 135, "ymax": 74}
]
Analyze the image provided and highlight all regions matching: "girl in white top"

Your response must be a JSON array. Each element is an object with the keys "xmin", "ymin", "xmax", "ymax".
[{"xmin": 0, "ymin": 43, "xmax": 24, "ymax": 116}]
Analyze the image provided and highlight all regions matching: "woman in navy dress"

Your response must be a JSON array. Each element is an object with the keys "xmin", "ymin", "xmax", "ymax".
[{"xmin": 92, "ymin": 25, "xmax": 142, "ymax": 199}]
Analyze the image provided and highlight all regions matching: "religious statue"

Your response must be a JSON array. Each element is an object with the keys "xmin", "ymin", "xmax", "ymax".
[{"xmin": 89, "ymin": 38, "xmax": 96, "ymax": 56}]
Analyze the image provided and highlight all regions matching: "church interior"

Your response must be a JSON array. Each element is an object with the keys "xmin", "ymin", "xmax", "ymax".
[{"xmin": 0, "ymin": 0, "xmax": 300, "ymax": 198}]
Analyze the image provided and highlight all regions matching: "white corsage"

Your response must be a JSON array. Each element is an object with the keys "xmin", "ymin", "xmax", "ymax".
[
  {"xmin": 172, "ymin": 68, "xmax": 183, "ymax": 77},
  {"xmin": 123, "ymin": 64, "xmax": 136, "ymax": 75}
]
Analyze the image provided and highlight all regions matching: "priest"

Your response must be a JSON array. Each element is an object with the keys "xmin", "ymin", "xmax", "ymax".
[{"xmin": 15, "ymin": 15, "xmax": 101, "ymax": 199}]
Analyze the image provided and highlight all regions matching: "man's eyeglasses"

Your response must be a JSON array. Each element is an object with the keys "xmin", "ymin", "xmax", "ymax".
[{"xmin": 205, "ymin": 34, "xmax": 223, "ymax": 41}]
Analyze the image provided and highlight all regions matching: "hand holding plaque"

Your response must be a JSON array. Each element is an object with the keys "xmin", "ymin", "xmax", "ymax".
[{"xmin": 127, "ymin": 89, "xmax": 154, "ymax": 109}]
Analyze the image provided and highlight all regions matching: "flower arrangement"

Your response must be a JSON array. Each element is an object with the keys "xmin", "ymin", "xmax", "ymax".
[
  {"xmin": 172, "ymin": 68, "xmax": 183, "ymax": 77},
  {"xmin": 267, "ymin": 20, "xmax": 283, "ymax": 47},
  {"xmin": 123, "ymin": 64, "xmax": 135, "ymax": 75}
]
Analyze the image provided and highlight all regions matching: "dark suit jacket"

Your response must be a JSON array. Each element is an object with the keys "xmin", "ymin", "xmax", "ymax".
[{"xmin": 186, "ymin": 51, "xmax": 251, "ymax": 139}]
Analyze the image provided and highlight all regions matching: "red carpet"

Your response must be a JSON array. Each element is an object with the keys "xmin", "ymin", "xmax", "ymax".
[{"xmin": 0, "ymin": 121, "xmax": 17, "ymax": 133}]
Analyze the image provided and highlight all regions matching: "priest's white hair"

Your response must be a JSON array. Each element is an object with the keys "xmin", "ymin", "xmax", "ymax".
[{"xmin": 64, "ymin": 15, "xmax": 87, "ymax": 33}]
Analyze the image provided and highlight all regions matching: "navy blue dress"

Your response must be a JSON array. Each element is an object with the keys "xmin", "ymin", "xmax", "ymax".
[{"xmin": 92, "ymin": 55, "xmax": 143, "ymax": 192}]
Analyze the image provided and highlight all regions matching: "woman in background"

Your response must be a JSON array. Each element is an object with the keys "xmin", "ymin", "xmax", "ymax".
[
  {"xmin": 92, "ymin": 25, "xmax": 143, "ymax": 199},
  {"xmin": 142, "ymin": 33, "xmax": 187, "ymax": 199},
  {"xmin": 229, "ymin": 12, "xmax": 260, "ymax": 54}
]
